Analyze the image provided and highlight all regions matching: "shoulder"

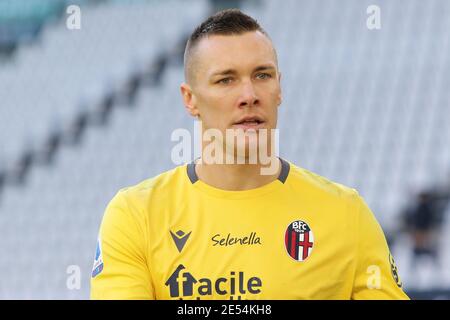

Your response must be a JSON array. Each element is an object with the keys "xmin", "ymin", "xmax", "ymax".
[
  {"xmin": 286, "ymin": 160, "xmax": 361, "ymax": 205},
  {"xmin": 112, "ymin": 164, "xmax": 188, "ymax": 207}
]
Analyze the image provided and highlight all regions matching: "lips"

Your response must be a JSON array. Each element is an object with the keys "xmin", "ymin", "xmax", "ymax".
[{"xmin": 232, "ymin": 116, "xmax": 265, "ymax": 130}]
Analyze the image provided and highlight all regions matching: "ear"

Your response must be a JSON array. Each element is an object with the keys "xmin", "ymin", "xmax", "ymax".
[
  {"xmin": 180, "ymin": 82, "xmax": 200, "ymax": 118},
  {"xmin": 277, "ymin": 72, "xmax": 282, "ymax": 107}
]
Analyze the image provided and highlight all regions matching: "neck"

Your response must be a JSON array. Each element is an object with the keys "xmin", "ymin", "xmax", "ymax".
[{"xmin": 194, "ymin": 157, "xmax": 281, "ymax": 191}]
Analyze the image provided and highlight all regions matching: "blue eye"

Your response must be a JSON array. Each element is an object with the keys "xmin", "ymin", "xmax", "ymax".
[
  {"xmin": 256, "ymin": 73, "xmax": 272, "ymax": 79},
  {"xmin": 217, "ymin": 78, "xmax": 232, "ymax": 84}
]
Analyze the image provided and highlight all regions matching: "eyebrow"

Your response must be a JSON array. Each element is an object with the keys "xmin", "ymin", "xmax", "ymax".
[{"xmin": 210, "ymin": 64, "xmax": 276, "ymax": 78}]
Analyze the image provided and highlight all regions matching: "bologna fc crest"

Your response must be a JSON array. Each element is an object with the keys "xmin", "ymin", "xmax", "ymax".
[{"xmin": 285, "ymin": 220, "xmax": 314, "ymax": 262}]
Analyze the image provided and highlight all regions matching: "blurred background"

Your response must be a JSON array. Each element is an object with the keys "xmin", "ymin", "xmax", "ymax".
[{"xmin": 0, "ymin": 0, "xmax": 449, "ymax": 299}]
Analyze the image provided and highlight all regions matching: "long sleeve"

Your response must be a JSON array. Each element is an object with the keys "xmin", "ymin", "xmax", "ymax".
[
  {"xmin": 351, "ymin": 193, "xmax": 409, "ymax": 300},
  {"xmin": 90, "ymin": 191, "xmax": 155, "ymax": 299}
]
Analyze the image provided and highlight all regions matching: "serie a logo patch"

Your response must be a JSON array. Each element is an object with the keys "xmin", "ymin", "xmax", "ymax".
[
  {"xmin": 92, "ymin": 236, "xmax": 104, "ymax": 278},
  {"xmin": 284, "ymin": 220, "xmax": 314, "ymax": 262}
]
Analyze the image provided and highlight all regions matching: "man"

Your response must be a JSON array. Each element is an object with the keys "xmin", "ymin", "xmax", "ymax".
[{"xmin": 91, "ymin": 9, "xmax": 409, "ymax": 300}]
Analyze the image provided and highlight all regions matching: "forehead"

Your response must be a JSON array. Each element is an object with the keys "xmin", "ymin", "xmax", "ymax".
[{"xmin": 192, "ymin": 31, "xmax": 277, "ymax": 75}]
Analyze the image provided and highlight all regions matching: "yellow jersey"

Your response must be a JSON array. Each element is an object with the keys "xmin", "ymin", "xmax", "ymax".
[{"xmin": 90, "ymin": 158, "xmax": 409, "ymax": 300}]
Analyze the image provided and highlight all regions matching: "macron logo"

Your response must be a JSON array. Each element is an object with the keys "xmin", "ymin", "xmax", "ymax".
[{"xmin": 170, "ymin": 230, "xmax": 192, "ymax": 253}]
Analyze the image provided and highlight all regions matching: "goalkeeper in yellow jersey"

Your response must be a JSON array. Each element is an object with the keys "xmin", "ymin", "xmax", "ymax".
[{"xmin": 91, "ymin": 9, "xmax": 409, "ymax": 300}]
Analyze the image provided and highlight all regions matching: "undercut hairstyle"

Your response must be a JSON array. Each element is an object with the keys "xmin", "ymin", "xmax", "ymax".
[{"xmin": 183, "ymin": 9, "xmax": 276, "ymax": 84}]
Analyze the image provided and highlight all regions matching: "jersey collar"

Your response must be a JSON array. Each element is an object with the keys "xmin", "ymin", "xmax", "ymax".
[{"xmin": 187, "ymin": 157, "xmax": 290, "ymax": 185}]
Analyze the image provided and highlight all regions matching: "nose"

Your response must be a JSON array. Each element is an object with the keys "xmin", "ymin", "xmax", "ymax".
[{"xmin": 237, "ymin": 80, "xmax": 259, "ymax": 108}]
